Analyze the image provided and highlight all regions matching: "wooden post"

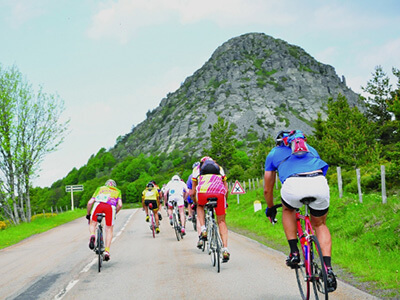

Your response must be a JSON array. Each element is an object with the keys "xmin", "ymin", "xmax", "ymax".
[
  {"xmin": 337, "ymin": 166, "xmax": 343, "ymax": 198},
  {"xmin": 356, "ymin": 169, "xmax": 363, "ymax": 203},
  {"xmin": 248, "ymin": 179, "xmax": 251, "ymax": 191},
  {"xmin": 381, "ymin": 165, "xmax": 387, "ymax": 204}
]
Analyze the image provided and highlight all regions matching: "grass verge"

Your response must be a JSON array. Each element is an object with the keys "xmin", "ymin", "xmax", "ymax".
[
  {"xmin": 0, "ymin": 209, "xmax": 86, "ymax": 250},
  {"xmin": 226, "ymin": 188, "xmax": 400, "ymax": 299}
]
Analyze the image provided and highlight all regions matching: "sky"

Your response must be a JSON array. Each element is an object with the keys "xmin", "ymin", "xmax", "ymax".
[{"xmin": 0, "ymin": 0, "xmax": 399, "ymax": 188}]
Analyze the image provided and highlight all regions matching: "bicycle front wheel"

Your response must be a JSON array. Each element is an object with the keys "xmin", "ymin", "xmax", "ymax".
[
  {"xmin": 310, "ymin": 235, "xmax": 328, "ymax": 300},
  {"xmin": 296, "ymin": 241, "xmax": 310, "ymax": 299}
]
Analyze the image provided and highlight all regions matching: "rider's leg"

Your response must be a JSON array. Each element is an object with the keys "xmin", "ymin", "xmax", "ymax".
[
  {"xmin": 197, "ymin": 205, "xmax": 205, "ymax": 227},
  {"xmin": 310, "ymin": 214, "xmax": 332, "ymax": 257},
  {"xmin": 178, "ymin": 206, "xmax": 186, "ymax": 228},
  {"xmin": 282, "ymin": 205, "xmax": 297, "ymax": 240},
  {"xmin": 154, "ymin": 209, "xmax": 160, "ymax": 227},
  {"xmin": 216, "ymin": 214, "xmax": 228, "ymax": 248},
  {"xmin": 105, "ymin": 225, "xmax": 113, "ymax": 251},
  {"xmin": 89, "ymin": 220, "xmax": 97, "ymax": 235}
]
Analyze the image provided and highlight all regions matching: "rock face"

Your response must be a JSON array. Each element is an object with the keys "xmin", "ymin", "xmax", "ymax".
[{"xmin": 112, "ymin": 32, "xmax": 359, "ymax": 158}]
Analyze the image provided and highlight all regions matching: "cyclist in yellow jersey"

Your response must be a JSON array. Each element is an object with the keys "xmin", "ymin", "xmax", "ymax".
[
  {"xmin": 142, "ymin": 182, "xmax": 161, "ymax": 233},
  {"xmin": 86, "ymin": 179, "xmax": 123, "ymax": 261}
]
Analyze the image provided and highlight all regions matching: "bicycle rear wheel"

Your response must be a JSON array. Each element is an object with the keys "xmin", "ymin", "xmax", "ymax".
[
  {"xmin": 216, "ymin": 226, "xmax": 222, "ymax": 273},
  {"xmin": 97, "ymin": 228, "xmax": 103, "ymax": 272},
  {"xmin": 210, "ymin": 224, "xmax": 217, "ymax": 267},
  {"xmin": 150, "ymin": 211, "xmax": 155, "ymax": 238},
  {"xmin": 296, "ymin": 242, "xmax": 310, "ymax": 299},
  {"xmin": 173, "ymin": 213, "xmax": 181, "ymax": 241},
  {"xmin": 310, "ymin": 235, "xmax": 328, "ymax": 300}
]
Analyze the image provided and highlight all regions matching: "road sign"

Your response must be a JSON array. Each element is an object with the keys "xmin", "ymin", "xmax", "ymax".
[
  {"xmin": 65, "ymin": 185, "xmax": 84, "ymax": 192},
  {"xmin": 231, "ymin": 180, "xmax": 246, "ymax": 195}
]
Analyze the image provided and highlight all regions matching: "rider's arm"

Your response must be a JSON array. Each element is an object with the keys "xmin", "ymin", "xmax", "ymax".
[
  {"xmin": 264, "ymin": 170, "xmax": 276, "ymax": 208},
  {"xmin": 87, "ymin": 198, "xmax": 95, "ymax": 215},
  {"xmin": 116, "ymin": 198, "xmax": 123, "ymax": 214},
  {"xmin": 191, "ymin": 181, "xmax": 198, "ymax": 203}
]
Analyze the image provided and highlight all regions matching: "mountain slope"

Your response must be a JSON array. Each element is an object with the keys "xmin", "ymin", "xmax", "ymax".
[{"xmin": 112, "ymin": 32, "xmax": 359, "ymax": 159}]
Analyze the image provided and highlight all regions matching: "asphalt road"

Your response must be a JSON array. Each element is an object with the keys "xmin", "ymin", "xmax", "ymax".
[{"xmin": 0, "ymin": 208, "xmax": 380, "ymax": 300}]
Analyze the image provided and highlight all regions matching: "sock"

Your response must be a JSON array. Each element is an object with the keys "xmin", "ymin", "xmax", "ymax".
[
  {"xmin": 201, "ymin": 225, "xmax": 206, "ymax": 232},
  {"xmin": 323, "ymin": 256, "xmax": 332, "ymax": 268},
  {"xmin": 105, "ymin": 247, "xmax": 110, "ymax": 253},
  {"xmin": 288, "ymin": 239, "xmax": 299, "ymax": 253}
]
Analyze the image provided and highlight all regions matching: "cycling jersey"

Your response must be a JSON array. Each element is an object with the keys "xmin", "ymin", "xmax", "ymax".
[
  {"xmin": 186, "ymin": 174, "xmax": 194, "ymax": 204},
  {"xmin": 192, "ymin": 165, "xmax": 227, "ymax": 195},
  {"xmin": 165, "ymin": 180, "xmax": 188, "ymax": 207},
  {"xmin": 91, "ymin": 186, "xmax": 122, "ymax": 207},
  {"xmin": 142, "ymin": 187, "xmax": 159, "ymax": 201},
  {"xmin": 264, "ymin": 144, "xmax": 329, "ymax": 184}
]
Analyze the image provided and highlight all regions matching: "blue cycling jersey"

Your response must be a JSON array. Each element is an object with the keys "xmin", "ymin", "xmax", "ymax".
[
  {"xmin": 265, "ymin": 144, "xmax": 329, "ymax": 184},
  {"xmin": 186, "ymin": 174, "xmax": 193, "ymax": 203}
]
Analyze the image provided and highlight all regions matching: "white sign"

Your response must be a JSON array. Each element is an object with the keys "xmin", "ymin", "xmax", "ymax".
[
  {"xmin": 231, "ymin": 180, "xmax": 246, "ymax": 195},
  {"xmin": 65, "ymin": 185, "xmax": 84, "ymax": 192},
  {"xmin": 254, "ymin": 200, "xmax": 262, "ymax": 212}
]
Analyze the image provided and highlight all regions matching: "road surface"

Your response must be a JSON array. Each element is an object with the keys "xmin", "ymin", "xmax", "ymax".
[{"xmin": 0, "ymin": 209, "xmax": 379, "ymax": 299}]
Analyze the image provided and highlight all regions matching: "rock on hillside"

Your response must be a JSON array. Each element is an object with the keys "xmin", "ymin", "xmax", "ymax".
[{"xmin": 112, "ymin": 32, "xmax": 359, "ymax": 159}]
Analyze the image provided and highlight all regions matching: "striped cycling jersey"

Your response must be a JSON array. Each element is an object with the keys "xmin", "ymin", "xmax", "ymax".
[{"xmin": 192, "ymin": 165, "xmax": 227, "ymax": 195}]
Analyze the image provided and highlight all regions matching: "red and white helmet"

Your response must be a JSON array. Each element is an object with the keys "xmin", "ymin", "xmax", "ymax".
[{"xmin": 200, "ymin": 156, "xmax": 212, "ymax": 163}]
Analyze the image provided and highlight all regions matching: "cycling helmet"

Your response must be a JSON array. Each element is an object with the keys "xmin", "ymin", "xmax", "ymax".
[
  {"xmin": 200, "ymin": 156, "xmax": 212, "ymax": 163},
  {"xmin": 150, "ymin": 180, "xmax": 156, "ymax": 185},
  {"xmin": 192, "ymin": 162, "xmax": 200, "ymax": 168},
  {"xmin": 105, "ymin": 179, "xmax": 117, "ymax": 187},
  {"xmin": 172, "ymin": 175, "xmax": 180, "ymax": 181},
  {"xmin": 275, "ymin": 130, "xmax": 291, "ymax": 146},
  {"xmin": 147, "ymin": 182, "xmax": 154, "ymax": 188}
]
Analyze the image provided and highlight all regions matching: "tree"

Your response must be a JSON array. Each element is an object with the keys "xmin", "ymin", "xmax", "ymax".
[
  {"xmin": 314, "ymin": 94, "xmax": 381, "ymax": 168},
  {"xmin": 203, "ymin": 116, "xmax": 237, "ymax": 170},
  {"xmin": 0, "ymin": 64, "xmax": 69, "ymax": 224},
  {"xmin": 361, "ymin": 65, "xmax": 392, "ymax": 125}
]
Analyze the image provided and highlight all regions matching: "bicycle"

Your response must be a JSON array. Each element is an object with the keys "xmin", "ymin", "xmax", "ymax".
[
  {"xmin": 148, "ymin": 203, "xmax": 156, "ymax": 238},
  {"xmin": 204, "ymin": 197, "xmax": 223, "ymax": 273},
  {"xmin": 171, "ymin": 200, "xmax": 183, "ymax": 241},
  {"xmin": 94, "ymin": 213, "xmax": 105, "ymax": 273},
  {"xmin": 269, "ymin": 198, "xmax": 329, "ymax": 300}
]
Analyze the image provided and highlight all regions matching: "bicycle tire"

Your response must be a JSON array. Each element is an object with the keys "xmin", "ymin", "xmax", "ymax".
[
  {"xmin": 97, "ymin": 228, "xmax": 103, "ymax": 272},
  {"xmin": 310, "ymin": 235, "xmax": 328, "ymax": 300},
  {"xmin": 150, "ymin": 211, "xmax": 155, "ymax": 238},
  {"xmin": 215, "ymin": 223, "xmax": 222, "ymax": 273},
  {"xmin": 192, "ymin": 213, "xmax": 197, "ymax": 231},
  {"xmin": 210, "ymin": 224, "xmax": 216, "ymax": 267},
  {"xmin": 173, "ymin": 213, "xmax": 181, "ymax": 241}
]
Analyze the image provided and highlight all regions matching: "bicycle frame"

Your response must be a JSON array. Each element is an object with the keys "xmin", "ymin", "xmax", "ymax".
[{"xmin": 95, "ymin": 213, "xmax": 105, "ymax": 272}]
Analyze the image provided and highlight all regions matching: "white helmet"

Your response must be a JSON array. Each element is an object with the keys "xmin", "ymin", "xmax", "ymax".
[{"xmin": 172, "ymin": 175, "xmax": 180, "ymax": 181}]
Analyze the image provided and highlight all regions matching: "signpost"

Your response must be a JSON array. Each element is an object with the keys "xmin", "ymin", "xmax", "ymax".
[
  {"xmin": 65, "ymin": 185, "xmax": 84, "ymax": 211},
  {"xmin": 230, "ymin": 180, "xmax": 246, "ymax": 204}
]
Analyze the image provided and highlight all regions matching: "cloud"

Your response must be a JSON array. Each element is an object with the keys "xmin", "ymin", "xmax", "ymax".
[
  {"xmin": 4, "ymin": 0, "xmax": 47, "ymax": 28},
  {"xmin": 86, "ymin": 0, "xmax": 296, "ymax": 43}
]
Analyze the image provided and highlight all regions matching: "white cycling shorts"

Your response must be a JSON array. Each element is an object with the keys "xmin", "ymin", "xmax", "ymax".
[
  {"xmin": 168, "ymin": 195, "xmax": 185, "ymax": 208},
  {"xmin": 281, "ymin": 175, "xmax": 330, "ymax": 211}
]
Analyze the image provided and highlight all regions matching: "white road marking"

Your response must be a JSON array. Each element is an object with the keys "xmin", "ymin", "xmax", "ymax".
[{"xmin": 54, "ymin": 211, "xmax": 135, "ymax": 299}]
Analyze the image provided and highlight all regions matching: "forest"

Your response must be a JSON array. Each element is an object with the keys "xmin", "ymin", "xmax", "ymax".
[{"xmin": 1, "ymin": 65, "xmax": 399, "ymax": 224}]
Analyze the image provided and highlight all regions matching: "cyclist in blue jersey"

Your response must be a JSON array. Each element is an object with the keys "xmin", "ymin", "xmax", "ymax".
[{"xmin": 263, "ymin": 130, "xmax": 336, "ymax": 292}]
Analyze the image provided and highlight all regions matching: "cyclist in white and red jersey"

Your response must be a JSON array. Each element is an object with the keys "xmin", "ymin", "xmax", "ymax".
[
  {"xmin": 164, "ymin": 175, "xmax": 189, "ymax": 235},
  {"xmin": 86, "ymin": 179, "xmax": 122, "ymax": 261},
  {"xmin": 192, "ymin": 156, "xmax": 230, "ymax": 262}
]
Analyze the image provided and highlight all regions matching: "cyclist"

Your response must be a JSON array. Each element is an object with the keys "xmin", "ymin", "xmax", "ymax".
[
  {"xmin": 86, "ymin": 179, "xmax": 123, "ymax": 262},
  {"xmin": 186, "ymin": 162, "xmax": 200, "ymax": 222},
  {"xmin": 164, "ymin": 175, "xmax": 189, "ymax": 235},
  {"xmin": 150, "ymin": 180, "xmax": 163, "ymax": 221},
  {"xmin": 142, "ymin": 182, "xmax": 161, "ymax": 233},
  {"xmin": 263, "ymin": 130, "xmax": 337, "ymax": 292},
  {"xmin": 192, "ymin": 156, "xmax": 230, "ymax": 262}
]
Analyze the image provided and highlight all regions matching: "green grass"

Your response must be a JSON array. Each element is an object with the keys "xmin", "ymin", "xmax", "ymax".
[
  {"xmin": 226, "ymin": 188, "xmax": 400, "ymax": 299},
  {"xmin": 0, "ymin": 209, "xmax": 86, "ymax": 250}
]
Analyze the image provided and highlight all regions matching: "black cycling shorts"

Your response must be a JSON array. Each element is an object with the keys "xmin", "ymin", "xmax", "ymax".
[{"xmin": 144, "ymin": 200, "xmax": 158, "ymax": 210}]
